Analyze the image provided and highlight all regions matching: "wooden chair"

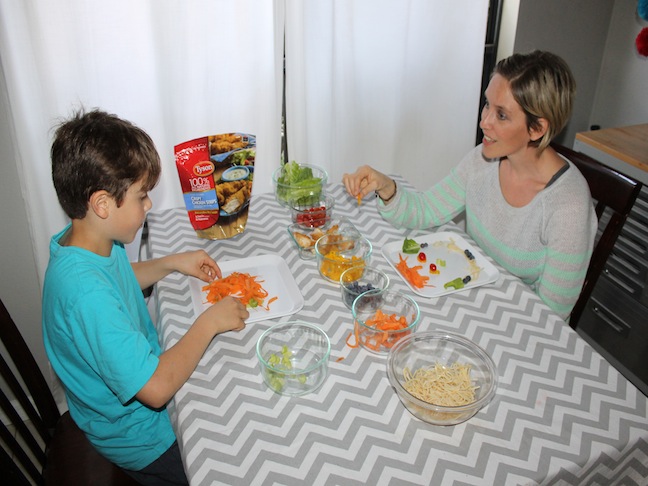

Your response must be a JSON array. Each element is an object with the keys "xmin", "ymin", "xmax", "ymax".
[
  {"xmin": 551, "ymin": 142, "xmax": 642, "ymax": 329},
  {"xmin": 0, "ymin": 298, "xmax": 139, "ymax": 485}
]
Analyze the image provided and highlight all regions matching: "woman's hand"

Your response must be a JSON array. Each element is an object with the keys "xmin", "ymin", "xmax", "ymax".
[{"xmin": 342, "ymin": 165, "xmax": 396, "ymax": 203}]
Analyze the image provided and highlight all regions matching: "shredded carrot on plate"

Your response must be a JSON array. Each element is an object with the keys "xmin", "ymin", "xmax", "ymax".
[
  {"xmin": 395, "ymin": 253, "xmax": 431, "ymax": 289},
  {"xmin": 202, "ymin": 272, "xmax": 277, "ymax": 310}
]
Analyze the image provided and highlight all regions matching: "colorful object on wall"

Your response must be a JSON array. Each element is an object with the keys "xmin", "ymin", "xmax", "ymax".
[
  {"xmin": 636, "ymin": 1, "xmax": 648, "ymax": 56},
  {"xmin": 639, "ymin": 0, "xmax": 648, "ymax": 21},
  {"xmin": 637, "ymin": 28, "xmax": 648, "ymax": 57}
]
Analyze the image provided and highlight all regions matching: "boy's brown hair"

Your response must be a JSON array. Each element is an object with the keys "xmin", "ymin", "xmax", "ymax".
[{"xmin": 51, "ymin": 109, "xmax": 161, "ymax": 219}]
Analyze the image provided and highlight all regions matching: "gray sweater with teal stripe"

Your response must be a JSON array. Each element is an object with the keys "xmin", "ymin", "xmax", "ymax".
[{"xmin": 378, "ymin": 145, "xmax": 598, "ymax": 320}]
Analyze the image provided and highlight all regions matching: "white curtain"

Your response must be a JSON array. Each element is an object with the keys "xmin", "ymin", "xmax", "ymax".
[
  {"xmin": 0, "ymin": 0, "xmax": 285, "ymax": 278},
  {"xmin": 285, "ymin": 0, "xmax": 489, "ymax": 192},
  {"xmin": 1, "ymin": 0, "xmax": 487, "ymax": 287}
]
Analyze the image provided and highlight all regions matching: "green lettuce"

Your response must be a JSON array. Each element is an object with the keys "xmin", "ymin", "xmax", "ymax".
[{"xmin": 276, "ymin": 161, "xmax": 323, "ymax": 205}]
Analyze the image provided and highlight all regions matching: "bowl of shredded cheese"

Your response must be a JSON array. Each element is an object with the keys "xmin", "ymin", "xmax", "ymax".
[{"xmin": 387, "ymin": 331, "xmax": 497, "ymax": 425}]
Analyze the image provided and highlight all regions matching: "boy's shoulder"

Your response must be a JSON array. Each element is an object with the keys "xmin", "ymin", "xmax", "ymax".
[{"xmin": 45, "ymin": 233, "xmax": 128, "ymax": 295}]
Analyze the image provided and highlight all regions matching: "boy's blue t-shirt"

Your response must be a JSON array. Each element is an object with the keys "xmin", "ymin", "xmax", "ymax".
[{"xmin": 42, "ymin": 225, "xmax": 176, "ymax": 471}]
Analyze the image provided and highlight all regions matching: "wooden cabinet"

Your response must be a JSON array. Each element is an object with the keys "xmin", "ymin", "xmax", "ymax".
[{"xmin": 573, "ymin": 124, "xmax": 648, "ymax": 396}]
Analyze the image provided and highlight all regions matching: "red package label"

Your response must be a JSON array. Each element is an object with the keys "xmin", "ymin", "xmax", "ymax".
[{"xmin": 175, "ymin": 133, "xmax": 255, "ymax": 239}]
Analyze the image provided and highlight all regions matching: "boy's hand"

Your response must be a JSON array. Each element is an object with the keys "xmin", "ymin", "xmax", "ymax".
[
  {"xmin": 174, "ymin": 250, "xmax": 221, "ymax": 282},
  {"xmin": 202, "ymin": 296, "xmax": 249, "ymax": 333}
]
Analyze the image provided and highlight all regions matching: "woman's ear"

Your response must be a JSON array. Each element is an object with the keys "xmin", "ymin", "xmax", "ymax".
[
  {"xmin": 529, "ymin": 117, "xmax": 549, "ymax": 143},
  {"xmin": 89, "ymin": 190, "xmax": 113, "ymax": 219}
]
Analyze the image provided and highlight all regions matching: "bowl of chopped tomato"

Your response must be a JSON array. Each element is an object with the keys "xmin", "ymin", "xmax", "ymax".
[
  {"xmin": 350, "ymin": 289, "xmax": 420, "ymax": 354},
  {"xmin": 290, "ymin": 195, "xmax": 335, "ymax": 228},
  {"xmin": 315, "ymin": 233, "xmax": 372, "ymax": 283}
]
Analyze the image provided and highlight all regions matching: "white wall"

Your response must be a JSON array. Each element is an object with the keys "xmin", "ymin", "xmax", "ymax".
[
  {"xmin": 590, "ymin": 0, "xmax": 648, "ymax": 128},
  {"xmin": 513, "ymin": 0, "xmax": 614, "ymax": 147}
]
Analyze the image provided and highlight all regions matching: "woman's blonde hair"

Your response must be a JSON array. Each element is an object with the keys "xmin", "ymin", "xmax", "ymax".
[{"xmin": 494, "ymin": 50, "xmax": 576, "ymax": 151}]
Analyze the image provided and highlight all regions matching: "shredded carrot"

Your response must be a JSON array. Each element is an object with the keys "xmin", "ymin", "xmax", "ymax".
[
  {"xmin": 263, "ymin": 296, "xmax": 279, "ymax": 311},
  {"xmin": 395, "ymin": 253, "xmax": 431, "ymax": 289},
  {"xmin": 202, "ymin": 272, "xmax": 277, "ymax": 310},
  {"xmin": 346, "ymin": 331, "xmax": 359, "ymax": 348},
  {"xmin": 349, "ymin": 309, "xmax": 413, "ymax": 351},
  {"xmin": 336, "ymin": 356, "xmax": 345, "ymax": 362},
  {"xmin": 357, "ymin": 193, "xmax": 362, "ymax": 206}
]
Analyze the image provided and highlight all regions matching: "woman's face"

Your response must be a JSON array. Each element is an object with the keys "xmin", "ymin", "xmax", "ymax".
[{"xmin": 479, "ymin": 73, "xmax": 541, "ymax": 160}]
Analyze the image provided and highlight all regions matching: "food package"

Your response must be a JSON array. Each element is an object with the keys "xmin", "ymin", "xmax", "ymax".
[{"xmin": 174, "ymin": 133, "xmax": 255, "ymax": 239}]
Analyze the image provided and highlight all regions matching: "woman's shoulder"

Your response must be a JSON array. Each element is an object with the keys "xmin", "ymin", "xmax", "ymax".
[
  {"xmin": 554, "ymin": 159, "xmax": 591, "ymax": 196},
  {"xmin": 541, "ymin": 161, "xmax": 595, "ymax": 223},
  {"xmin": 456, "ymin": 144, "xmax": 499, "ymax": 174}
]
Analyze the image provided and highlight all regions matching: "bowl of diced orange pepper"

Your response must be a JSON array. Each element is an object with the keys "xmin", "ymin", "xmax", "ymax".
[
  {"xmin": 349, "ymin": 289, "xmax": 420, "ymax": 354},
  {"xmin": 315, "ymin": 232, "xmax": 372, "ymax": 283}
]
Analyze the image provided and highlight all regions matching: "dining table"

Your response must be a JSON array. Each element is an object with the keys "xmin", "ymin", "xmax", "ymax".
[{"xmin": 144, "ymin": 180, "xmax": 648, "ymax": 486}]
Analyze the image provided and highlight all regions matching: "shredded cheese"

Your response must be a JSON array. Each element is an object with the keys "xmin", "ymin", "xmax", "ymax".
[{"xmin": 403, "ymin": 362, "xmax": 477, "ymax": 406}]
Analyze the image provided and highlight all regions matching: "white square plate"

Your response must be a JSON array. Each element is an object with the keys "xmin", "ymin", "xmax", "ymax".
[
  {"xmin": 381, "ymin": 232, "xmax": 500, "ymax": 298},
  {"xmin": 188, "ymin": 254, "xmax": 304, "ymax": 322}
]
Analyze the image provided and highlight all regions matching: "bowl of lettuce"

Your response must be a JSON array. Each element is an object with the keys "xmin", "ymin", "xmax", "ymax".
[{"xmin": 273, "ymin": 162, "xmax": 327, "ymax": 207}]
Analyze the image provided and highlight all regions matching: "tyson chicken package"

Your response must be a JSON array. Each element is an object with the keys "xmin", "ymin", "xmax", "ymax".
[{"xmin": 174, "ymin": 133, "xmax": 255, "ymax": 239}]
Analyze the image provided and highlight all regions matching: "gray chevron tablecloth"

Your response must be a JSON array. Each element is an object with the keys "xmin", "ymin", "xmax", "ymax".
[{"xmin": 145, "ymin": 183, "xmax": 648, "ymax": 486}]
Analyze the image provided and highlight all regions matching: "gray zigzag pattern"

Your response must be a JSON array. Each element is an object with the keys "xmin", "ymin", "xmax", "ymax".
[{"xmin": 144, "ymin": 188, "xmax": 648, "ymax": 486}]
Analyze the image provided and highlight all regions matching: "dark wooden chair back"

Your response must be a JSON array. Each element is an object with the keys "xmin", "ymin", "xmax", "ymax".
[
  {"xmin": 0, "ymin": 298, "xmax": 139, "ymax": 485},
  {"xmin": 551, "ymin": 142, "xmax": 642, "ymax": 329}
]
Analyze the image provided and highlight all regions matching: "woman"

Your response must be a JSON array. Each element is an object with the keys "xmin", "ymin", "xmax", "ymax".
[{"xmin": 343, "ymin": 50, "xmax": 597, "ymax": 321}]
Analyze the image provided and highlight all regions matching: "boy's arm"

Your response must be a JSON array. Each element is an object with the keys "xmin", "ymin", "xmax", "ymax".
[
  {"xmin": 136, "ymin": 296, "xmax": 248, "ymax": 409},
  {"xmin": 131, "ymin": 250, "xmax": 221, "ymax": 290}
]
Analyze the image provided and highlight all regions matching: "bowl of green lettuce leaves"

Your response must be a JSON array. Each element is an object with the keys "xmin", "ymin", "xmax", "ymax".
[{"xmin": 273, "ymin": 162, "xmax": 328, "ymax": 207}]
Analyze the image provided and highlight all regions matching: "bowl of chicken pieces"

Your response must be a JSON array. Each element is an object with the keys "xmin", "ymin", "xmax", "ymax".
[{"xmin": 287, "ymin": 217, "xmax": 361, "ymax": 260}]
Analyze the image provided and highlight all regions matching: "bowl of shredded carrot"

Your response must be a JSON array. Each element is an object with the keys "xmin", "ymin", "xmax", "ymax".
[
  {"xmin": 349, "ymin": 289, "xmax": 420, "ymax": 354},
  {"xmin": 315, "ymin": 233, "xmax": 372, "ymax": 283},
  {"xmin": 387, "ymin": 331, "xmax": 497, "ymax": 426},
  {"xmin": 256, "ymin": 321, "xmax": 331, "ymax": 396}
]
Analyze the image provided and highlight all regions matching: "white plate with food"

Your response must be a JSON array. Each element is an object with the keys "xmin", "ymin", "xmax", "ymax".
[
  {"xmin": 188, "ymin": 254, "xmax": 304, "ymax": 322},
  {"xmin": 381, "ymin": 232, "xmax": 500, "ymax": 298}
]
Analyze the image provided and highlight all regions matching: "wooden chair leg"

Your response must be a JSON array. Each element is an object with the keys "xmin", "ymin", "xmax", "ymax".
[{"xmin": 44, "ymin": 412, "xmax": 139, "ymax": 486}]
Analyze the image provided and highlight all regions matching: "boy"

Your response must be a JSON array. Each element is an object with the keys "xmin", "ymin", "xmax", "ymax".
[{"xmin": 42, "ymin": 109, "xmax": 249, "ymax": 485}]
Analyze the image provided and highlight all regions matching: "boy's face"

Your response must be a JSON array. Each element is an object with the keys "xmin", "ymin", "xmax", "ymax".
[{"xmin": 108, "ymin": 179, "xmax": 153, "ymax": 244}]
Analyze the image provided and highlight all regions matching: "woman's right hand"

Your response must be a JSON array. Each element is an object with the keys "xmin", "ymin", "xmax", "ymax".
[{"xmin": 342, "ymin": 165, "xmax": 396, "ymax": 202}]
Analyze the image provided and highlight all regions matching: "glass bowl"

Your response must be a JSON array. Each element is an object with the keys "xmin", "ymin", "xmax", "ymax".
[
  {"xmin": 287, "ymin": 217, "xmax": 360, "ymax": 260},
  {"xmin": 340, "ymin": 266, "xmax": 390, "ymax": 309},
  {"xmin": 256, "ymin": 321, "xmax": 331, "ymax": 396},
  {"xmin": 387, "ymin": 331, "xmax": 498, "ymax": 425},
  {"xmin": 351, "ymin": 289, "xmax": 419, "ymax": 354},
  {"xmin": 273, "ymin": 163, "xmax": 328, "ymax": 207},
  {"xmin": 315, "ymin": 233, "xmax": 372, "ymax": 283},
  {"xmin": 290, "ymin": 195, "xmax": 335, "ymax": 228}
]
